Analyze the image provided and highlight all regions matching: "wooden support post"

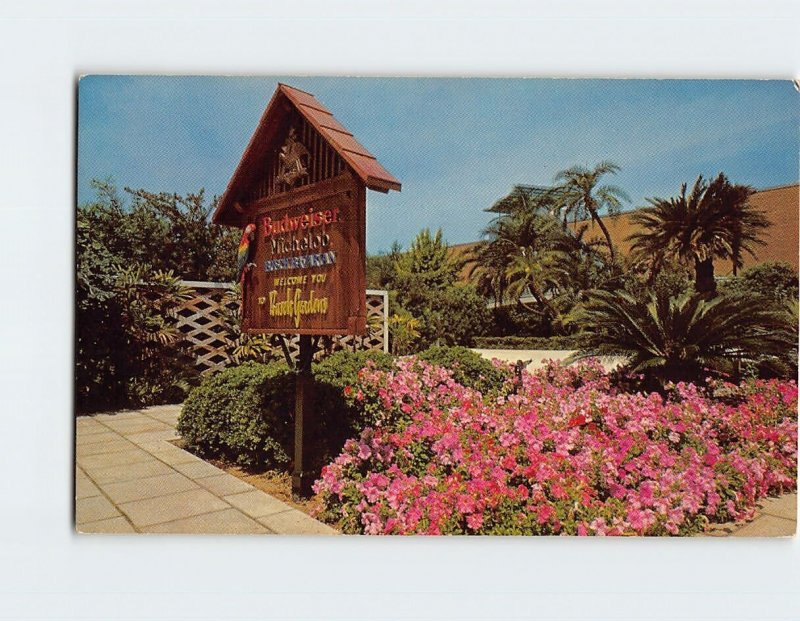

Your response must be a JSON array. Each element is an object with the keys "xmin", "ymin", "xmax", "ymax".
[{"xmin": 292, "ymin": 334, "xmax": 315, "ymax": 497}]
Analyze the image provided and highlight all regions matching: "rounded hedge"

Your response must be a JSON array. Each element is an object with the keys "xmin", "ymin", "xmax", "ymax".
[
  {"xmin": 417, "ymin": 345, "xmax": 510, "ymax": 395},
  {"xmin": 177, "ymin": 350, "xmax": 396, "ymax": 474},
  {"xmin": 177, "ymin": 361, "xmax": 294, "ymax": 470}
]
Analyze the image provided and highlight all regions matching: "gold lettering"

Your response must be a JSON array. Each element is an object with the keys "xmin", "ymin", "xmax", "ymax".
[{"xmin": 267, "ymin": 288, "xmax": 329, "ymax": 327}]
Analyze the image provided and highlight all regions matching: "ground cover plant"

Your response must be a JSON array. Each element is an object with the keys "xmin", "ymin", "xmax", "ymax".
[{"xmin": 314, "ymin": 357, "xmax": 797, "ymax": 535}]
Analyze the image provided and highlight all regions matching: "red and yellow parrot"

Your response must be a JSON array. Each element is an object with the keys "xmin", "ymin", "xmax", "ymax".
[
  {"xmin": 236, "ymin": 223, "xmax": 257, "ymax": 314},
  {"xmin": 236, "ymin": 223, "xmax": 257, "ymax": 282}
]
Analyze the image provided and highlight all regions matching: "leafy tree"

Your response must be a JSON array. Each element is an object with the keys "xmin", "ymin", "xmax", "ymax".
[
  {"xmin": 628, "ymin": 174, "xmax": 769, "ymax": 296},
  {"xmin": 720, "ymin": 261, "xmax": 798, "ymax": 303},
  {"xmin": 366, "ymin": 241, "xmax": 403, "ymax": 289},
  {"xmin": 503, "ymin": 243, "xmax": 569, "ymax": 324},
  {"xmin": 393, "ymin": 228, "xmax": 460, "ymax": 314},
  {"xmin": 421, "ymin": 284, "xmax": 493, "ymax": 347},
  {"xmin": 553, "ymin": 161, "xmax": 629, "ymax": 262},
  {"xmin": 76, "ymin": 179, "xmax": 239, "ymax": 411},
  {"xmin": 570, "ymin": 289, "xmax": 795, "ymax": 387},
  {"xmin": 80, "ymin": 179, "xmax": 239, "ymax": 282},
  {"xmin": 76, "ymin": 206, "xmax": 127, "ymax": 410}
]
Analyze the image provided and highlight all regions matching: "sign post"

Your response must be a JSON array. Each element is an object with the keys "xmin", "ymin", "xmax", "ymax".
[
  {"xmin": 213, "ymin": 83, "xmax": 400, "ymax": 496},
  {"xmin": 293, "ymin": 334, "xmax": 314, "ymax": 495}
]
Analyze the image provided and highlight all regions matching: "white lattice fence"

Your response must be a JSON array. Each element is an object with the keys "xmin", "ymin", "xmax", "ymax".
[{"xmin": 174, "ymin": 281, "xmax": 388, "ymax": 374}]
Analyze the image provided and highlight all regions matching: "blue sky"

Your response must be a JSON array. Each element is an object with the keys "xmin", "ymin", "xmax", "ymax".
[{"xmin": 78, "ymin": 77, "xmax": 798, "ymax": 254}]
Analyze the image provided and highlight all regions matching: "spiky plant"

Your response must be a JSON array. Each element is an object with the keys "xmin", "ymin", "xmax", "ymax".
[{"xmin": 570, "ymin": 289, "xmax": 794, "ymax": 386}]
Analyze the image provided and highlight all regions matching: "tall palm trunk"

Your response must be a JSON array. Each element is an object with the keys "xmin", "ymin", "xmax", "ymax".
[
  {"xmin": 694, "ymin": 257, "xmax": 716, "ymax": 296},
  {"xmin": 589, "ymin": 208, "xmax": 616, "ymax": 263}
]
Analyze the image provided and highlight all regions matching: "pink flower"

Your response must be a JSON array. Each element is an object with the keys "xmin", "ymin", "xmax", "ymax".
[{"xmin": 467, "ymin": 513, "xmax": 484, "ymax": 530}]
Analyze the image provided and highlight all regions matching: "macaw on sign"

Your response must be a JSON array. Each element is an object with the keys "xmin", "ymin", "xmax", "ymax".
[
  {"xmin": 236, "ymin": 223, "xmax": 257, "ymax": 285},
  {"xmin": 236, "ymin": 223, "xmax": 257, "ymax": 318}
]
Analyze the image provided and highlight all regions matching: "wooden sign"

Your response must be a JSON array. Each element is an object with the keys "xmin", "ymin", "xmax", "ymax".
[
  {"xmin": 243, "ymin": 174, "xmax": 366, "ymax": 334},
  {"xmin": 213, "ymin": 83, "xmax": 400, "ymax": 336}
]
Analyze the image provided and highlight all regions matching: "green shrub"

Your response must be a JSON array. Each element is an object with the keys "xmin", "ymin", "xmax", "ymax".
[
  {"xmin": 417, "ymin": 345, "xmax": 510, "ymax": 395},
  {"xmin": 178, "ymin": 351, "xmax": 397, "ymax": 474},
  {"xmin": 312, "ymin": 349, "xmax": 396, "ymax": 448},
  {"xmin": 473, "ymin": 335, "xmax": 581, "ymax": 350},
  {"xmin": 177, "ymin": 361, "xmax": 294, "ymax": 470}
]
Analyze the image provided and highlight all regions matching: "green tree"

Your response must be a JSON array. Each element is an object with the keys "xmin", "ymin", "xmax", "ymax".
[
  {"xmin": 80, "ymin": 179, "xmax": 239, "ymax": 282},
  {"xmin": 721, "ymin": 261, "xmax": 798, "ymax": 303},
  {"xmin": 76, "ymin": 179, "xmax": 239, "ymax": 411},
  {"xmin": 393, "ymin": 228, "xmax": 459, "ymax": 314},
  {"xmin": 471, "ymin": 184, "xmax": 615, "ymax": 335},
  {"xmin": 366, "ymin": 241, "xmax": 403, "ymax": 289},
  {"xmin": 423, "ymin": 284, "xmax": 493, "ymax": 347},
  {"xmin": 628, "ymin": 174, "xmax": 769, "ymax": 296},
  {"xmin": 553, "ymin": 161, "xmax": 629, "ymax": 262}
]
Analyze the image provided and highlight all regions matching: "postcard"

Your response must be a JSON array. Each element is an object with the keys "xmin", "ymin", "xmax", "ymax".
[{"xmin": 76, "ymin": 77, "xmax": 798, "ymax": 536}]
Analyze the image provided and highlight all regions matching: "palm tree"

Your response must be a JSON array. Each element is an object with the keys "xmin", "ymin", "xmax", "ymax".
[
  {"xmin": 503, "ymin": 243, "xmax": 570, "ymax": 323},
  {"xmin": 553, "ymin": 161, "xmax": 630, "ymax": 262},
  {"xmin": 570, "ymin": 289, "xmax": 793, "ymax": 386},
  {"xmin": 470, "ymin": 188, "xmax": 564, "ymax": 306},
  {"xmin": 628, "ymin": 173, "xmax": 769, "ymax": 295}
]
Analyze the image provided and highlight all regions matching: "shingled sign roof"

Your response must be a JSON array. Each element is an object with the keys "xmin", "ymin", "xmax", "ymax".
[{"xmin": 213, "ymin": 83, "xmax": 401, "ymax": 225}]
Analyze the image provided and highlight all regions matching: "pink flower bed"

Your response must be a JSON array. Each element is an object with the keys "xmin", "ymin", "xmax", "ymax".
[{"xmin": 313, "ymin": 358, "xmax": 797, "ymax": 535}]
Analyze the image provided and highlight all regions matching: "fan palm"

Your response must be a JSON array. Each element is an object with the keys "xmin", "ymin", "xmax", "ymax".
[
  {"xmin": 553, "ymin": 161, "xmax": 630, "ymax": 262},
  {"xmin": 570, "ymin": 289, "xmax": 794, "ymax": 385},
  {"xmin": 628, "ymin": 173, "xmax": 768, "ymax": 295}
]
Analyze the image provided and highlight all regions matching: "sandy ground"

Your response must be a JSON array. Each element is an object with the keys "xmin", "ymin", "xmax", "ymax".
[{"xmin": 471, "ymin": 349, "xmax": 624, "ymax": 372}]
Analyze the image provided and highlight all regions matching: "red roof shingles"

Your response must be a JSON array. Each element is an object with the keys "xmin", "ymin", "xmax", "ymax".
[{"xmin": 214, "ymin": 83, "xmax": 400, "ymax": 225}]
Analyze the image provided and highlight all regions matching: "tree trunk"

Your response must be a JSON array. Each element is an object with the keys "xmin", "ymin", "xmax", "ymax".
[
  {"xmin": 694, "ymin": 257, "xmax": 716, "ymax": 296},
  {"xmin": 590, "ymin": 209, "xmax": 616, "ymax": 264}
]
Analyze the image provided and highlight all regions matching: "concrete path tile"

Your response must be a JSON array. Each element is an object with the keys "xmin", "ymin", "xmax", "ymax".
[
  {"xmin": 76, "ymin": 495, "xmax": 121, "ymax": 525},
  {"xmin": 84, "ymin": 459, "xmax": 176, "ymax": 485},
  {"xmin": 118, "ymin": 488, "xmax": 230, "ymax": 528},
  {"xmin": 78, "ymin": 516, "xmax": 136, "ymax": 534},
  {"xmin": 733, "ymin": 515, "xmax": 796, "ymax": 537},
  {"xmin": 759, "ymin": 494, "xmax": 797, "ymax": 521},
  {"xmin": 141, "ymin": 404, "xmax": 182, "ymax": 416},
  {"xmin": 143, "ymin": 508, "xmax": 271, "ymax": 534},
  {"xmin": 93, "ymin": 411, "xmax": 148, "ymax": 423},
  {"xmin": 102, "ymin": 472, "xmax": 199, "ymax": 504},
  {"xmin": 257, "ymin": 509, "xmax": 339, "ymax": 535},
  {"xmin": 77, "ymin": 448, "xmax": 154, "ymax": 470},
  {"xmin": 101, "ymin": 419, "xmax": 173, "ymax": 435},
  {"xmin": 125, "ymin": 429, "xmax": 180, "ymax": 446},
  {"xmin": 76, "ymin": 439, "xmax": 137, "ymax": 456},
  {"xmin": 196, "ymin": 474, "xmax": 255, "ymax": 497},
  {"xmin": 143, "ymin": 444, "xmax": 203, "ymax": 466},
  {"xmin": 76, "ymin": 431, "xmax": 124, "ymax": 447},
  {"xmin": 144, "ymin": 408, "xmax": 182, "ymax": 425},
  {"xmin": 76, "ymin": 418, "xmax": 110, "ymax": 434},
  {"xmin": 223, "ymin": 490, "xmax": 293, "ymax": 518},
  {"xmin": 75, "ymin": 473, "xmax": 102, "ymax": 500},
  {"xmin": 172, "ymin": 459, "xmax": 227, "ymax": 480}
]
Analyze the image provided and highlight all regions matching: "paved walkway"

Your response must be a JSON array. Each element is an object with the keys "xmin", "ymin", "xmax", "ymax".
[
  {"xmin": 703, "ymin": 493, "xmax": 796, "ymax": 537},
  {"xmin": 75, "ymin": 405, "xmax": 337, "ymax": 535}
]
